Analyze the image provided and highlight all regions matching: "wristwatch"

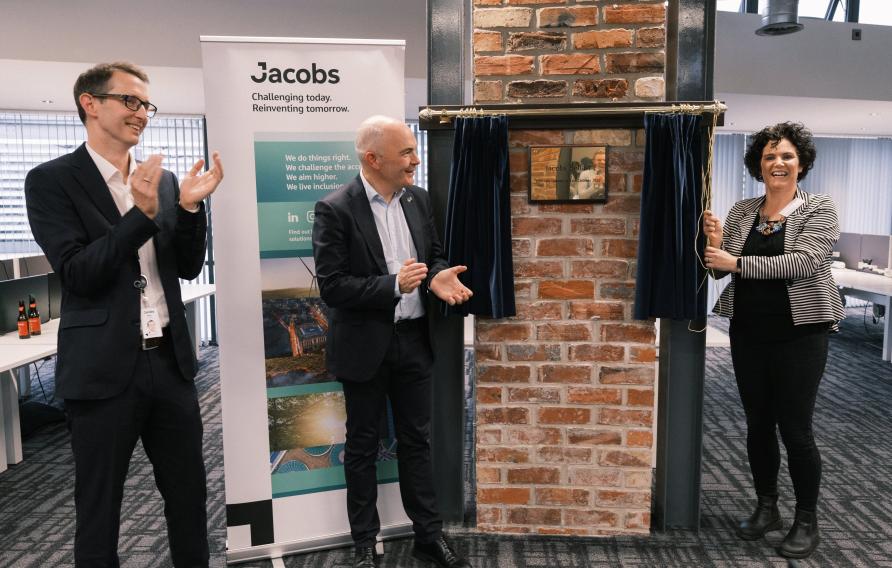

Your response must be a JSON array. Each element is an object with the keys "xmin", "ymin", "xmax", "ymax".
[{"xmin": 736, "ymin": 257, "xmax": 742, "ymax": 273}]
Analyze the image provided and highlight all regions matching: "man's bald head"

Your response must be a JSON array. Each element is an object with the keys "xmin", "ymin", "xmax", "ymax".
[
  {"xmin": 354, "ymin": 115, "xmax": 419, "ymax": 198},
  {"xmin": 355, "ymin": 115, "xmax": 408, "ymax": 161}
]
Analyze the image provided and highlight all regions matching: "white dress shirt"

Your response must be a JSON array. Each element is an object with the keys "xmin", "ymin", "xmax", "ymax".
[
  {"xmin": 359, "ymin": 170, "xmax": 424, "ymax": 321},
  {"xmin": 85, "ymin": 144, "xmax": 170, "ymax": 327}
]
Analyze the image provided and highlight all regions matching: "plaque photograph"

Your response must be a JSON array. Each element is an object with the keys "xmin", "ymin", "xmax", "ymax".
[{"xmin": 529, "ymin": 145, "xmax": 608, "ymax": 204}]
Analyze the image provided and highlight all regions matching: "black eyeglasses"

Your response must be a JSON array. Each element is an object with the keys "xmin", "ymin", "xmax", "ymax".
[{"xmin": 89, "ymin": 93, "xmax": 158, "ymax": 118}]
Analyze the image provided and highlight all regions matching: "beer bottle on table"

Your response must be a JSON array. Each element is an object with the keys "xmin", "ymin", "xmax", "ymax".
[
  {"xmin": 18, "ymin": 300, "xmax": 30, "ymax": 339},
  {"xmin": 28, "ymin": 294, "xmax": 41, "ymax": 335}
]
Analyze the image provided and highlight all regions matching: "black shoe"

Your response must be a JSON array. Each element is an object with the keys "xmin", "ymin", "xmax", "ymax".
[
  {"xmin": 412, "ymin": 534, "xmax": 471, "ymax": 568},
  {"xmin": 736, "ymin": 494, "xmax": 783, "ymax": 540},
  {"xmin": 353, "ymin": 545, "xmax": 377, "ymax": 567},
  {"xmin": 778, "ymin": 508, "xmax": 819, "ymax": 559}
]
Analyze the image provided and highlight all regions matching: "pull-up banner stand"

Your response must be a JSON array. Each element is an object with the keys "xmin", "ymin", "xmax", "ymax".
[{"xmin": 200, "ymin": 36, "xmax": 408, "ymax": 564}]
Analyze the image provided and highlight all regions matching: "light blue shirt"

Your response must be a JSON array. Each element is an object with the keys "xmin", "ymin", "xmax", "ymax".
[{"xmin": 360, "ymin": 170, "xmax": 424, "ymax": 321}]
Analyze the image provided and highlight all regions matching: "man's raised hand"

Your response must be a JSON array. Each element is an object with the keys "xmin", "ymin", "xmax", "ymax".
[
  {"xmin": 131, "ymin": 154, "xmax": 163, "ymax": 219},
  {"xmin": 430, "ymin": 265, "xmax": 473, "ymax": 306},
  {"xmin": 179, "ymin": 151, "xmax": 224, "ymax": 211}
]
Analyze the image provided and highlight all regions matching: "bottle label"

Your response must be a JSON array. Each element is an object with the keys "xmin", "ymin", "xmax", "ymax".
[
  {"xmin": 18, "ymin": 320, "xmax": 31, "ymax": 338},
  {"xmin": 28, "ymin": 316, "xmax": 41, "ymax": 335}
]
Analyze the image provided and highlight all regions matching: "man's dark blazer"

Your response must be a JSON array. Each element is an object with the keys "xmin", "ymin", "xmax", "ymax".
[
  {"xmin": 311, "ymin": 175, "xmax": 448, "ymax": 382},
  {"xmin": 25, "ymin": 143, "xmax": 207, "ymax": 400}
]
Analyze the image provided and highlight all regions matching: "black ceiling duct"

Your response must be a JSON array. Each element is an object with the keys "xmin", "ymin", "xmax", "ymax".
[{"xmin": 755, "ymin": 0, "xmax": 804, "ymax": 36}]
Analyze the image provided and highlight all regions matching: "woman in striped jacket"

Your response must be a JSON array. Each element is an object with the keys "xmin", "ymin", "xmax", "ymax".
[{"xmin": 703, "ymin": 122, "xmax": 844, "ymax": 559}]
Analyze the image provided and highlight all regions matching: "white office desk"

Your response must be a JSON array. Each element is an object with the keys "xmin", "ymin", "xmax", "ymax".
[
  {"xmin": 0, "ymin": 283, "xmax": 215, "ymax": 474},
  {"xmin": 181, "ymin": 283, "xmax": 215, "ymax": 355},
  {"xmin": 0, "ymin": 320, "xmax": 59, "ymax": 473},
  {"xmin": 833, "ymin": 268, "xmax": 892, "ymax": 361}
]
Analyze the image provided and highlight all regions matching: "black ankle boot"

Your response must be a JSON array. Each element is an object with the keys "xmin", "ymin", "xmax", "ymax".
[
  {"xmin": 736, "ymin": 494, "xmax": 783, "ymax": 540},
  {"xmin": 778, "ymin": 508, "xmax": 819, "ymax": 558}
]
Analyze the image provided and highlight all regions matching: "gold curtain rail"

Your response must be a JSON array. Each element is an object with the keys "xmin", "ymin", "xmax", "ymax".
[{"xmin": 419, "ymin": 101, "xmax": 727, "ymax": 124}]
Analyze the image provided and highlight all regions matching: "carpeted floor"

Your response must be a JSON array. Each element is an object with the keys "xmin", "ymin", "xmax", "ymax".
[{"xmin": 1, "ymin": 306, "xmax": 890, "ymax": 567}]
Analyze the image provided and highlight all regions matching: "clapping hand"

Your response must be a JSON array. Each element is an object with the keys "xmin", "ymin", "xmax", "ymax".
[
  {"xmin": 131, "ymin": 154, "xmax": 163, "ymax": 219},
  {"xmin": 398, "ymin": 258, "xmax": 428, "ymax": 294},
  {"xmin": 179, "ymin": 151, "xmax": 224, "ymax": 211},
  {"xmin": 430, "ymin": 265, "xmax": 473, "ymax": 306}
]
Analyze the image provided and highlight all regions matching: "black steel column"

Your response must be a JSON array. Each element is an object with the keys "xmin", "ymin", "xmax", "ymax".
[
  {"xmin": 427, "ymin": 0, "xmax": 469, "ymax": 521},
  {"xmin": 845, "ymin": 0, "xmax": 860, "ymax": 23},
  {"xmin": 653, "ymin": 0, "xmax": 715, "ymax": 531},
  {"xmin": 666, "ymin": 0, "xmax": 715, "ymax": 102}
]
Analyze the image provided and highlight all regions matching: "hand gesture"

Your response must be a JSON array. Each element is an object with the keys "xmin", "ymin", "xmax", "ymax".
[
  {"xmin": 131, "ymin": 154, "xmax": 163, "ymax": 219},
  {"xmin": 179, "ymin": 151, "xmax": 224, "ymax": 210},
  {"xmin": 703, "ymin": 210, "xmax": 724, "ymax": 248},
  {"xmin": 704, "ymin": 246, "xmax": 738, "ymax": 273},
  {"xmin": 398, "ymin": 258, "xmax": 428, "ymax": 294},
  {"xmin": 430, "ymin": 265, "xmax": 473, "ymax": 306}
]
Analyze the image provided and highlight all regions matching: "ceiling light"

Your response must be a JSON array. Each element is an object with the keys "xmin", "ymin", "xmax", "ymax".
[{"xmin": 756, "ymin": 0, "xmax": 804, "ymax": 36}]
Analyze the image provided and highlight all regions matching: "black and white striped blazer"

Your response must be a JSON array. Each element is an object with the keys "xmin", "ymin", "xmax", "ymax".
[{"xmin": 711, "ymin": 189, "xmax": 846, "ymax": 327}]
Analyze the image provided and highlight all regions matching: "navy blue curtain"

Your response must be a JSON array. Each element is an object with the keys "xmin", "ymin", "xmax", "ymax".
[
  {"xmin": 443, "ymin": 116, "xmax": 515, "ymax": 317},
  {"xmin": 634, "ymin": 113, "xmax": 706, "ymax": 320}
]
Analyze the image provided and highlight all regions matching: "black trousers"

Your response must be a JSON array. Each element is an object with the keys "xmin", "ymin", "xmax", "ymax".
[
  {"xmin": 729, "ymin": 317, "xmax": 828, "ymax": 512},
  {"xmin": 64, "ymin": 335, "xmax": 208, "ymax": 568},
  {"xmin": 340, "ymin": 318, "xmax": 442, "ymax": 547}
]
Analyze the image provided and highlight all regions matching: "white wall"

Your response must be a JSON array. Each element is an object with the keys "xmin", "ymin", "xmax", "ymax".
[
  {"xmin": 716, "ymin": 11, "xmax": 892, "ymax": 102},
  {"xmin": 0, "ymin": 0, "xmax": 428, "ymax": 116}
]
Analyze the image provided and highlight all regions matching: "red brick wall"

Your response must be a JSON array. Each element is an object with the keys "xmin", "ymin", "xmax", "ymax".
[
  {"xmin": 471, "ymin": 0, "xmax": 665, "ymax": 536},
  {"xmin": 473, "ymin": 1, "xmax": 666, "ymax": 102}
]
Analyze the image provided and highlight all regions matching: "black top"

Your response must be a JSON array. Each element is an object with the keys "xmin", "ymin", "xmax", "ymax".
[{"xmin": 733, "ymin": 215, "xmax": 791, "ymax": 321}]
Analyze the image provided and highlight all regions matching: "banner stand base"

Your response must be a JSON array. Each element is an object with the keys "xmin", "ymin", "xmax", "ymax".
[{"xmin": 226, "ymin": 523, "xmax": 413, "ymax": 565}]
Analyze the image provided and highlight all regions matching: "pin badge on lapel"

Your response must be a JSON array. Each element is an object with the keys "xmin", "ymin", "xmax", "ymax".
[{"xmin": 406, "ymin": 195, "xmax": 413, "ymax": 203}]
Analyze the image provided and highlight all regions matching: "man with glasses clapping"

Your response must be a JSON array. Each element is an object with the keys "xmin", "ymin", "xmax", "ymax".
[{"xmin": 25, "ymin": 61, "xmax": 223, "ymax": 568}]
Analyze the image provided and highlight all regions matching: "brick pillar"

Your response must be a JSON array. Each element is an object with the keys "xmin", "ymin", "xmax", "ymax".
[
  {"xmin": 471, "ymin": 0, "xmax": 665, "ymax": 536},
  {"xmin": 473, "ymin": 2, "xmax": 665, "ymax": 103}
]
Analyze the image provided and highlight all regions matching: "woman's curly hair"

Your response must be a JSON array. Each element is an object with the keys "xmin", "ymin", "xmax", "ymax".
[{"xmin": 743, "ymin": 122, "xmax": 816, "ymax": 182}]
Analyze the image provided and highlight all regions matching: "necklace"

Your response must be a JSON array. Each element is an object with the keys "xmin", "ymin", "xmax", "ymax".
[
  {"xmin": 753, "ymin": 196, "xmax": 804, "ymax": 237},
  {"xmin": 755, "ymin": 215, "xmax": 784, "ymax": 236}
]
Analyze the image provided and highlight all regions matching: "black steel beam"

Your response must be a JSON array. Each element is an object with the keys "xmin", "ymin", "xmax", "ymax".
[
  {"xmin": 846, "ymin": 0, "xmax": 860, "ymax": 22},
  {"xmin": 654, "ymin": 0, "xmax": 715, "ymax": 532},
  {"xmin": 825, "ymin": 0, "xmax": 841, "ymax": 21},
  {"xmin": 427, "ymin": 0, "xmax": 469, "ymax": 522},
  {"xmin": 666, "ymin": 0, "xmax": 716, "ymax": 101}
]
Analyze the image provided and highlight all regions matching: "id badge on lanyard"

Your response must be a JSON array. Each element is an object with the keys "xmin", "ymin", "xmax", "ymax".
[{"xmin": 135, "ymin": 274, "xmax": 163, "ymax": 339}]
